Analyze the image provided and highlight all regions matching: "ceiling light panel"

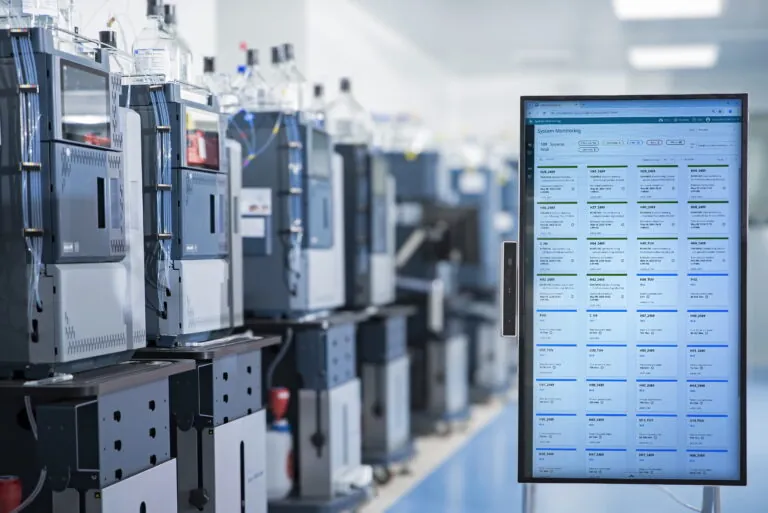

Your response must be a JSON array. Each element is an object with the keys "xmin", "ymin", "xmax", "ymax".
[
  {"xmin": 613, "ymin": 0, "xmax": 723, "ymax": 20},
  {"xmin": 628, "ymin": 44, "xmax": 720, "ymax": 70}
]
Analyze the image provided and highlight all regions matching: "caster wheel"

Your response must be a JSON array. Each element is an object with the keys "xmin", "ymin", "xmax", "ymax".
[
  {"xmin": 374, "ymin": 466, "xmax": 393, "ymax": 485},
  {"xmin": 400, "ymin": 464, "xmax": 413, "ymax": 476}
]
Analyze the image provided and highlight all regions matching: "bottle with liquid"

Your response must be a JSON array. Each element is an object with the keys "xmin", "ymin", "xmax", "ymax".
[
  {"xmin": 267, "ymin": 46, "xmax": 291, "ymax": 112},
  {"xmin": 98, "ymin": 30, "xmax": 122, "ymax": 73},
  {"xmin": 326, "ymin": 78, "xmax": 372, "ymax": 144},
  {"xmin": 307, "ymin": 84, "xmax": 326, "ymax": 130},
  {"xmin": 132, "ymin": 0, "xmax": 174, "ymax": 80},
  {"xmin": 281, "ymin": 43, "xmax": 306, "ymax": 113},
  {"xmin": 163, "ymin": 4, "xmax": 192, "ymax": 83},
  {"xmin": 202, "ymin": 56, "xmax": 239, "ymax": 113},
  {"xmin": 238, "ymin": 48, "xmax": 269, "ymax": 111}
]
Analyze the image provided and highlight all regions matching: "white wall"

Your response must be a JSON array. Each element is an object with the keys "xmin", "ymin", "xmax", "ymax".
[
  {"xmin": 304, "ymin": 0, "xmax": 450, "ymax": 129},
  {"xmin": 446, "ymin": 68, "xmax": 768, "ymax": 144},
  {"xmin": 216, "ymin": 0, "xmax": 308, "ymax": 79}
]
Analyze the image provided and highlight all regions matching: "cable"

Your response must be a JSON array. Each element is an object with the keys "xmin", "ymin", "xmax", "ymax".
[
  {"xmin": 655, "ymin": 486, "xmax": 701, "ymax": 512},
  {"xmin": 11, "ymin": 397, "xmax": 47, "ymax": 513},
  {"xmin": 265, "ymin": 327, "xmax": 294, "ymax": 391}
]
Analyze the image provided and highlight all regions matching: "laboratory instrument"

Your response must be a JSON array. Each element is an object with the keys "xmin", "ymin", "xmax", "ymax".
[
  {"xmin": 227, "ymin": 65, "xmax": 371, "ymax": 510},
  {"xmin": 337, "ymin": 146, "xmax": 396, "ymax": 309},
  {"xmin": 122, "ymin": 78, "xmax": 233, "ymax": 347},
  {"xmin": 226, "ymin": 112, "xmax": 345, "ymax": 317},
  {"xmin": 388, "ymin": 151, "xmax": 472, "ymax": 433},
  {"xmin": 252, "ymin": 315, "xmax": 372, "ymax": 513},
  {"xmin": 0, "ymin": 23, "xmax": 145, "ymax": 378},
  {"xmin": 358, "ymin": 304, "xmax": 417, "ymax": 484},
  {"xmin": 0, "ymin": 88, "xmax": 191, "ymax": 511},
  {"xmin": 450, "ymin": 166, "xmax": 510, "ymax": 401}
]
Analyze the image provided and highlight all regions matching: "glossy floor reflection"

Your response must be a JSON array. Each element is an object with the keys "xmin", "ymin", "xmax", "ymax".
[{"xmin": 388, "ymin": 370, "xmax": 768, "ymax": 513}]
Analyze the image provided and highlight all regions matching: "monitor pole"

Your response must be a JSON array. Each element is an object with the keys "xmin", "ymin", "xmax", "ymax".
[
  {"xmin": 521, "ymin": 483, "xmax": 536, "ymax": 513},
  {"xmin": 701, "ymin": 486, "xmax": 721, "ymax": 513}
]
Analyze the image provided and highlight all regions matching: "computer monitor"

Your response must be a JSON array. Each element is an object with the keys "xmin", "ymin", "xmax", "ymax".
[{"xmin": 517, "ymin": 95, "xmax": 748, "ymax": 485}]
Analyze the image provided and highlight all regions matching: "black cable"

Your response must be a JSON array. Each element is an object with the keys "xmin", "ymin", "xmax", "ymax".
[{"xmin": 265, "ymin": 327, "xmax": 294, "ymax": 390}]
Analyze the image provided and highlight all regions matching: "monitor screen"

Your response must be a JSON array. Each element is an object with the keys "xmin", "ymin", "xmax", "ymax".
[
  {"xmin": 186, "ymin": 108, "xmax": 220, "ymax": 170},
  {"xmin": 60, "ymin": 61, "xmax": 111, "ymax": 148},
  {"xmin": 518, "ymin": 95, "xmax": 747, "ymax": 485}
]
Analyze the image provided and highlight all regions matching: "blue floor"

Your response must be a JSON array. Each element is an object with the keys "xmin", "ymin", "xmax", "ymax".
[{"xmin": 388, "ymin": 369, "xmax": 768, "ymax": 513}]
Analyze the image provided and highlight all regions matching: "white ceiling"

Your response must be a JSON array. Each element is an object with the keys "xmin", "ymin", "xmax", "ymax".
[{"xmin": 357, "ymin": 0, "xmax": 768, "ymax": 75}]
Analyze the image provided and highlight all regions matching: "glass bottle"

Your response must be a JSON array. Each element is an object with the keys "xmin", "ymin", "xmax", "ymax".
[
  {"xmin": 98, "ymin": 30, "xmax": 122, "ymax": 73},
  {"xmin": 132, "ymin": 0, "xmax": 174, "ymax": 80},
  {"xmin": 307, "ymin": 83, "xmax": 326, "ymax": 130},
  {"xmin": 202, "ymin": 56, "xmax": 239, "ymax": 113},
  {"xmin": 281, "ymin": 43, "xmax": 306, "ymax": 113},
  {"xmin": 326, "ymin": 78, "xmax": 372, "ymax": 144},
  {"xmin": 163, "ymin": 4, "xmax": 192, "ymax": 83},
  {"xmin": 267, "ymin": 46, "xmax": 291, "ymax": 112},
  {"xmin": 238, "ymin": 48, "xmax": 269, "ymax": 111}
]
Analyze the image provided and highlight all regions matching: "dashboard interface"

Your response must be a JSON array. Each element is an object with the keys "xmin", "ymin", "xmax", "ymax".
[{"xmin": 519, "ymin": 96, "xmax": 746, "ymax": 484}]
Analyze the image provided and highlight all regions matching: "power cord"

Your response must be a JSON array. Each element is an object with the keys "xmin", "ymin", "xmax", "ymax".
[
  {"xmin": 655, "ymin": 486, "xmax": 701, "ymax": 512},
  {"xmin": 11, "ymin": 397, "xmax": 47, "ymax": 513}
]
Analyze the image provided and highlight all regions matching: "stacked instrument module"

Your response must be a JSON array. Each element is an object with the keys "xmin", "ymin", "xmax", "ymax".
[
  {"xmin": 0, "ymin": 24, "xmax": 190, "ymax": 513},
  {"xmin": 387, "ymin": 151, "xmax": 471, "ymax": 434},
  {"xmin": 228, "ymin": 111, "xmax": 372, "ymax": 513},
  {"xmin": 124, "ymin": 81, "xmax": 279, "ymax": 512},
  {"xmin": 121, "ymin": 83, "xmax": 231, "ymax": 346},
  {"xmin": 336, "ymin": 144, "xmax": 416, "ymax": 483},
  {"xmin": 449, "ymin": 167, "xmax": 511, "ymax": 401}
]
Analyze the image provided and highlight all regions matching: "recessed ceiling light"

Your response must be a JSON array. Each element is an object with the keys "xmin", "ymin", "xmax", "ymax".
[
  {"xmin": 628, "ymin": 44, "xmax": 720, "ymax": 70},
  {"xmin": 613, "ymin": 0, "xmax": 723, "ymax": 20}
]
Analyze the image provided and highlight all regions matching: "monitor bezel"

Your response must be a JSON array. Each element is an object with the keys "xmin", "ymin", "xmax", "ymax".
[{"xmin": 517, "ymin": 93, "xmax": 749, "ymax": 486}]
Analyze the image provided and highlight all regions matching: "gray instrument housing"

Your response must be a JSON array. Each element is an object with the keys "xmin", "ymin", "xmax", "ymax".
[
  {"xmin": 122, "ymin": 84, "xmax": 228, "ymax": 260},
  {"xmin": 226, "ymin": 139, "xmax": 244, "ymax": 328},
  {"xmin": 122, "ymin": 84, "xmax": 233, "ymax": 344},
  {"xmin": 0, "ymin": 25, "xmax": 143, "ymax": 373},
  {"xmin": 228, "ymin": 112, "xmax": 345, "ymax": 316}
]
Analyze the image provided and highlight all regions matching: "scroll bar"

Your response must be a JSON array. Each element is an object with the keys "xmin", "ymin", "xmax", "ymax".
[{"xmin": 500, "ymin": 240, "xmax": 518, "ymax": 337}]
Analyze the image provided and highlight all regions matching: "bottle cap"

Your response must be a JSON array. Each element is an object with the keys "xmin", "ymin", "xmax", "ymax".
[
  {"xmin": 203, "ymin": 57, "xmax": 215, "ymax": 74},
  {"xmin": 163, "ymin": 4, "xmax": 176, "ymax": 25},
  {"xmin": 237, "ymin": 65, "xmax": 247, "ymax": 75},
  {"xmin": 247, "ymin": 48, "xmax": 258, "ymax": 67},
  {"xmin": 314, "ymin": 84, "xmax": 323, "ymax": 98},
  {"xmin": 99, "ymin": 30, "xmax": 116, "ymax": 48},
  {"xmin": 147, "ymin": 0, "xmax": 163, "ymax": 17},
  {"xmin": 282, "ymin": 43, "xmax": 294, "ymax": 61},
  {"xmin": 269, "ymin": 387, "xmax": 291, "ymax": 421},
  {"xmin": 340, "ymin": 77, "xmax": 351, "ymax": 93},
  {"xmin": 271, "ymin": 46, "xmax": 283, "ymax": 65}
]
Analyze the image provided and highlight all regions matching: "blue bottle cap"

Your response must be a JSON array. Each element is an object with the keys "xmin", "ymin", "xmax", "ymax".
[{"xmin": 237, "ymin": 65, "xmax": 247, "ymax": 74}]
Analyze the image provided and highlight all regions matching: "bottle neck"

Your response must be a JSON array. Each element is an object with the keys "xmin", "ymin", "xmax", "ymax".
[{"xmin": 145, "ymin": 15, "xmax": 163, "ymax": 29}]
